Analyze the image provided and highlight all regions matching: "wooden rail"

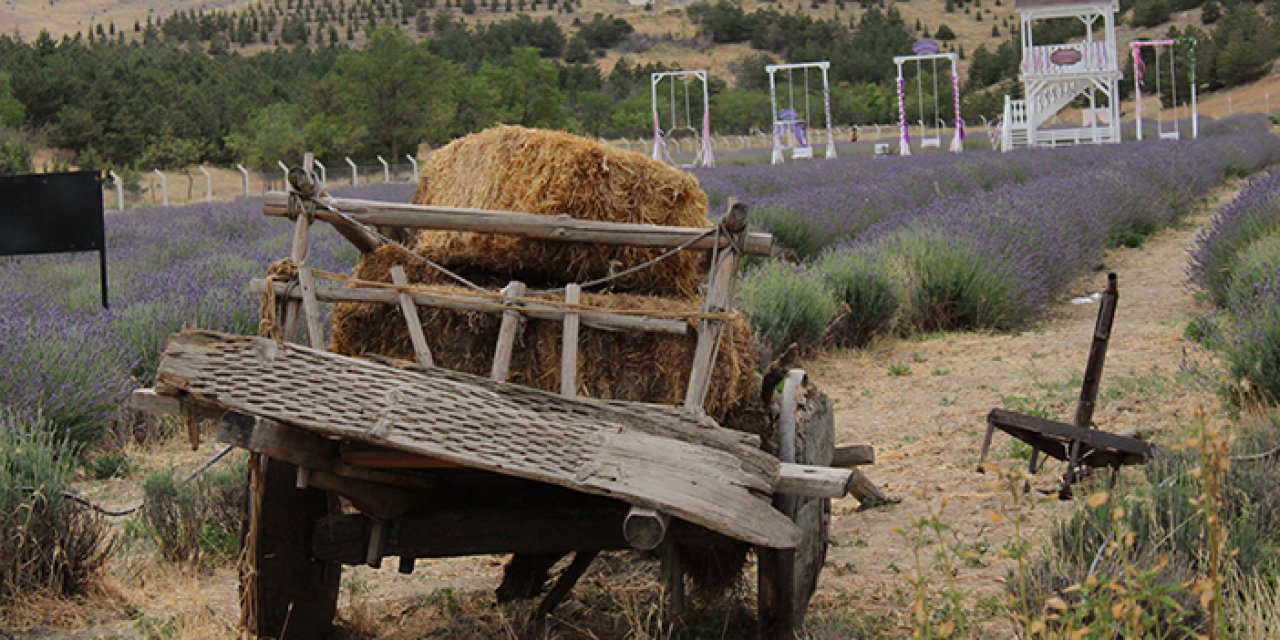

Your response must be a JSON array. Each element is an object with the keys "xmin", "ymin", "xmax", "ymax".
[
  {"xmin": 248, "ymin": 279, "xmax": 690, "ymax": 334},
  {"xmin": 262, "ymin": 193, "xmax": 775, "ymax": 257}
]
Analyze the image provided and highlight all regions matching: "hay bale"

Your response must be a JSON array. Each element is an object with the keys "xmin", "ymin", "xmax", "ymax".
[
  {"xmin": 410, "ymin": 126, "xmax": 711, "ymax": 297},
  {"xmin": 330, "ymin": 247, "xmax": 765, "ymax": 431}
]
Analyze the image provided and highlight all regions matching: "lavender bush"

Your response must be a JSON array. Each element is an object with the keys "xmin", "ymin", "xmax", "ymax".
[
  {"xmin": 1190, "ymin": 167, "xmax": 1280, "ymax": 306},
  {"xmin": 0, "ymin": 184, "xmax": 407, "ymax": 446},
  {"xmin": 1190, "ymin": 169, "xmax": 1280, "ymax": 403}
]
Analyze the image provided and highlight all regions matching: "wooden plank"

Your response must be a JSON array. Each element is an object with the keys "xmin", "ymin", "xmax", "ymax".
[
  {"xmin": 389, "ymin": 266, "xmax": 434, "ymax": 368},
  {"xmin": 154, "ymin": 330, "xmax": 800, "ymax": 549},
  {"xmin": 684, "ymin": 202, "xmax": 748, "ymax": 411},
  {"xmin": 262, "ymin": 193, "xmax": 775, "ymax": 256},
  {"xmin": 560, "ymin": 284, "xmax": 581, "ymax": 397},
  {"xmin": 775, "ymin": 464, "xmax": 853, "ymax": 499},
  {"xmin": 831, "ymin": 444, "xmax": 875, "ymax": 468},
  {"xmin": 296, "ymin": 266, "xmax": 325, "ymax": 349},
  {"xmin": 249, "ymin": 279, "xmax": 689, "ymax": 335},
  {"xmin": 490, "ymin": 281, "xmax": 526, "ymax": 382}
]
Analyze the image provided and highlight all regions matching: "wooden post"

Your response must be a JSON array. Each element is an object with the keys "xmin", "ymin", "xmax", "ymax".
[
  {"xmin": 490, "ymin": 281, "xmax": 526, "ymax": 382},
  {"xmin": 390, "ymin": 266, "xmax": 434, "ymax": 368},
  {"xmin": 246, "ymin": 457, "xmax": 342, "ymax": 639},
  {"xmin": 683, "ymin": 201, "xmax": 749, "ymax": 412},
  {"xmin": 560, "ymin": 284, "xmax": 581, "ymax": 397},
  {"xmin": 658, "ymin": 538, "xmax": 685, "ymax": 621},
  {"xmin": 283, "ymin": 153, "xmax": 317, "ymax": 344},
  {"xmin": 296, "ymin": 266, "xmax": 325, "ymax": 349}
]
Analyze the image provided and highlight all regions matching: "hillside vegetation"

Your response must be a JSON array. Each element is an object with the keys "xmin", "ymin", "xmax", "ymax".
[{"xmin": 0, "ymin": 0, "xmax": 1276, "ymax": 175}]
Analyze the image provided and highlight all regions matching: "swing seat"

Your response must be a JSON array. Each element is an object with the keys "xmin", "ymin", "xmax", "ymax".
[
  {"xmin": 921, "ymin": 136, "xmax": 942, "ymax": 148},
  {"xmin": 874, "ymin": 143, "xmax": 891, "ymax": 157},
  {"xmin": 1158, "ymin": 130, "xmax": 1180, "ymax": 140},
  {"xmin": 791, "ymin": 146, "xmax": 813, "ymax": 159}
]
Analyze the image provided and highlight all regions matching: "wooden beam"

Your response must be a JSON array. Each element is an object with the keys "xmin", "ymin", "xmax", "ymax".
[
  {"xmin": 312, "ymin": 506, "xmax": 631, "ymax": 563},
  {"xmin": 262, "ymin": 193, "xmax": 775, "ymax": 257},
  {"xmin": 831, "ymin": 444, "xmax": 875, "ymax": 468},
  {"xmin": 390, "ymin": 266, "xmax": 434, "ymax": 368},
  {"xmin": 848, "ymin": 469, "xmax": 890, "ymax": 506},
  {"xmin": 490, "ymin": 281, "xmax": 526, "ymax": 382},
  {"xmin": 683, "ymin": 201, "xmax": 749, "ymax": 412},
  {"xmin": 775, "ymin": 463, "xmax": 854, "ymax": 499},
  {"xmin": 339, "ymin": 443, "xmax": 467, "ymax": 470},
  {"xmin": 297, "ymin": 266, "xmax": 326, "ymax": 349},
  {"xmin": 560, "ymin": 284, "xmax": 581, "ymax": 397},
  {"xmin": 249, "ymin": 279, "xmax": 689, "ymax": 335}
]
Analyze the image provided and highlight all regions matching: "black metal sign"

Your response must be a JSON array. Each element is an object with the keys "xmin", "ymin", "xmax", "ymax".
[{"xmin": 0, "ymin": 171, "xmax": 108, "ymax": 308}]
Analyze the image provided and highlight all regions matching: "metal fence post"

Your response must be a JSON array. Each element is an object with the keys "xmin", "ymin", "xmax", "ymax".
[
  {"xmin": 345, "ymin": 156, "xmax": 357, "ymax": 185},
  {"xmin": 108, "ymin": 169, "xmax": 124, "ymax": 210},
  {"xmin": 377, "ymin": 155, "xmax": 389, "ymax": 183},
  {"xmin": 236, "ymin": 163, "xmax": 250, "ymax": 196},
  {"xmin": 276, "ymin": 161, "xmax": 289, "ymax": 191},
  {"xmin": 406, "ymin": 153, "xmax": 418, "ymax": 181},
  {"xmin": 197, "ymin": 164, "xmax": 212, "ymax": 202},
  {"xmin": 153, "ymin": 169, "xmax": 169, "ymax": 206},
  {"xmin": 313, "ymin": 159, "xmax": 327, "ymax": 186}
]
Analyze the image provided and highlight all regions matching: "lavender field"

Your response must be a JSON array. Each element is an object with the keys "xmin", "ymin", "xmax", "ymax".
[
  {"xmin": 1, "ymin": 117, "xmax": 1279, "ymax": 449},
  {"xmin": 722, "ymin": 115, "xmax": 1280, "ymax": 348}
]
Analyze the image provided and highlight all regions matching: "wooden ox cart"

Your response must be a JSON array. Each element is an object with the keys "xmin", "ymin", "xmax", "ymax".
[{"xmin": 132, "ymin": 158, "xmax": 879, "ymax": 639}]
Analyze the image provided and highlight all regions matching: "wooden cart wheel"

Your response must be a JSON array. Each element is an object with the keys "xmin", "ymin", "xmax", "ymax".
[
  {"xmin": 242, "ymin": 456, "xmax": 343, "ymax": 639},
  {"xmin": 758, "ymin": 371, "xmax": 834, "ymax": 640}
]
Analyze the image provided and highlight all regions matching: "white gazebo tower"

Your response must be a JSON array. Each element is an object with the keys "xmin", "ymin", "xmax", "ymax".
[{"xmin": 1000, "ymin": 0, "xmax": 1121, "ymax": 151}]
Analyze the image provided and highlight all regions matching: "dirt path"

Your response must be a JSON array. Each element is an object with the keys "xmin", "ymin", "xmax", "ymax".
[{"xmin": 804, "ymin": 185, "xmax": 1234, "ymax": 634}]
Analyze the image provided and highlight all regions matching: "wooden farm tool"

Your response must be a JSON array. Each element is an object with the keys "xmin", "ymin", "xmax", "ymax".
[{"xmin": 977, "ymin": 273, "xmax": 1152, "ymax": 497}]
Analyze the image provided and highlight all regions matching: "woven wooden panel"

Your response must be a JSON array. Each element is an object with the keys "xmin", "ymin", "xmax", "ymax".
[{"xmin": 156, "ymin": 330, "xmax": 799, "ymax": 549}]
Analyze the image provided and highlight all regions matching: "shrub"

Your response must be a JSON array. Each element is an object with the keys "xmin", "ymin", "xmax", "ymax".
[
  {"xmin": 753, "ymin": 207, "xmax": 828, "ymax": 260},
  {"xmin": 892, "ymin": 227, "xmax": 1027, "ymax": 331},
  {"xmin": 142, "ymin": 460, "xmax": 246, "ymax": 567},
  {"xmin": 0, "ymin": 411, "xmax": 115, "ymax": 603},
  {"xmin": 815, "ymin": 248, "xmax": 901, "ymax": 346},
  {"xmin": 740, "ymin": 260, "xmax": 839, "ymax": 356},
  {"xmin": 1221, "ymin": 274, "xmax": 1280, "ymax": 404},
  {"xmin": 1190, "ymin": 168, "xmax": 1280, "ymax": 306},
  {"xmin": 1224, "ymin": 235, "xmax": 1280, "ymax": 310}
]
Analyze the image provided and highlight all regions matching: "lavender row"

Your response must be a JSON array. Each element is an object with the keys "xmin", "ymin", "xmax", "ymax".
[{"xmin": 1189, "ymin": 169, "xmax": 1280, "ymax": 403}]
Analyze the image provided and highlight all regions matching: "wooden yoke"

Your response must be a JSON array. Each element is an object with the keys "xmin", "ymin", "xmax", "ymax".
[{"xmin": 684, "ymin": 199, "xmax": 750, "ymax": 412}]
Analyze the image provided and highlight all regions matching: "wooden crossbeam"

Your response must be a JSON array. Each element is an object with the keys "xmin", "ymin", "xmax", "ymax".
[
  {"xmin": 249, "ymin": 279, "xmax": 689, "ymax": 335},
  {"xmin": 262, "ymin": 193, "xmax": 775, "ymax": 257}
]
